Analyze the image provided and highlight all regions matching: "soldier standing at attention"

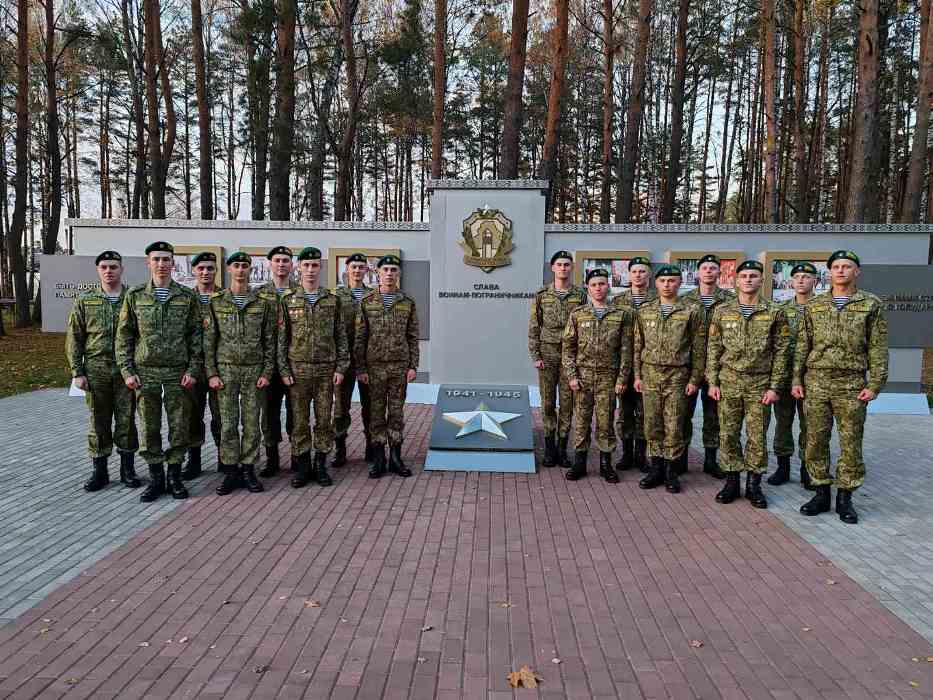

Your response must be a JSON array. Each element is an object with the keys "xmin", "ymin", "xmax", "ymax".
[
  {"xmin": 611, "ymin": 256, "xmax": 656, "ymax": 473},
  {"xmin": 66, "ymin": 251, "xmax": 140, "ymax": 492},
  {"xmin": 331, "ymin": 253, "xmax": 373, "ymax": 468},
  {"xmin": 706, "ymin": 260, "xmax": 791, "ymax": 509},
  {"xmin": 562, "ymin": 269, "xmax": 633, "ymax": 483},
  {"xmin": 528, "ymin": 251, "xmax": 587, "ymax": 468},
  {"xmin": 116, "ymin": 242, "xmax": 203, "ymax": 502},
  {"xmin": 206, "ymin": 252, "xmax": 277, "ymax": 495},
  {"xmin": 182, "ymin": 251, "xmax": 222, "ymax": 479},
  {"xmin": 259, "ymin": 246, "xmax": 297, "ymax": 478},
  {"xmin": 279, "ymin": 247, "xmax": 349, "ymax": 488},
  {"xmin": 793, "ymin": 250, "xmax": 888, "ymax": 524},
  {"xmin": 356, "ymin": 255, "xmax": 419, "ymax": 479},
  {"xmin": 681, "ymin": 254, "xmax": 731, "ymax": 478},
  {"xmin": 634, "ymin": 265, "xmax": 706, "ymax": 494},
  {"xmin": 768, "ymin": 262, "xmax": 818, "ymax": 489}
]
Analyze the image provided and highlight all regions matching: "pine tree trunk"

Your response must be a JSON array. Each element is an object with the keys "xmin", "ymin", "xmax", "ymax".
[
  {"xmin": 9, "ymin": 0, "xmax": 31, "ymax": 326},
  {"xmin": 661, "ymin": 0, "xmax": 689, "ymax": 222},
  {"xmin": 901, "ymin": 0, "xmax": 933, "ymax": 222},
  {"xmin": 192, "ymin": 0, "xmax": 213, "ymax": 219},
  {"xmin": 44, "ymin": 0, "xmax": 61, "ymax": 258},
  {"xmin": 308, "ymin": 43, "xmax": 343, "ymax": 220},
  {"xmin": 499, "ymin": 0, "xmax": 530, "ymax": 178},
  {"xmin": 334, "ymin": 0, "xmax": 362, "ymax": 220},
  {"xmin": 431, "ymin": 0, "xmax": 446, "ymax": 179},
  {"xmin": 619, "ymin": 0, "xmax": 653, "ymax": 222},
  {"xmin": 269, "ymin": 0, "xmax": 296, "ymax": 220},
  {"xmin": 845, "ymin": 0, "xmax": 881, "ymax": 221},
  {"xmin": 538, "ymin": 0, "xmax": 570, "ymax": 218},
  {"xmin": 599, "ymin": 0, "xmax": 614, "ymax": 223},
  {"xmin": 761, "ymin": 0, "xmax": 779, "ymax": 222}
]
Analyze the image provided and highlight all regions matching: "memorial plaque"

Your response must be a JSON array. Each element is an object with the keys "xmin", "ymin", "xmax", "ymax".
[{"xmin": 425, "ymin": 384, "xmax": 535, "ymax": 473}]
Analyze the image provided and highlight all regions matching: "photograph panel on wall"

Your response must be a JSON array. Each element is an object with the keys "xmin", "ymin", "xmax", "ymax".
[
  {"xmin": 761, "ymin": 251, "xmax": 832, "ymax": 302},
  {"xmin": 573, "ymin": 250, "xmax": 652, "ymax": 296},
  {"xmin": 328, "ymin": 248, "xmax": 401, "ymax": 289},
  {"xmin": 172, "ymin": 244, "xmax": 224, "ymax": 289},
  {"xmin": 239, "ymin": 246, "xmax": 301, "ymax": 289},
  {"xmin": 666, "ymin": 250, "xmax": 745, "ymax": 292}
]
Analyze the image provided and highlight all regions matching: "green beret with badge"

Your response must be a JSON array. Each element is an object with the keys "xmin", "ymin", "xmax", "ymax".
[
  {"xmin": 95, "ymin": 250, "xmax": 122, "ymax": 265},
  {"xmin": 827, "ymin": 249, "xmax": 860, "ymax": 267},
  {"xmin": 377, "ymin": 254, "xmax": 401, "ymax": 268},
  {"xmin": 226, "ymin": 251, "xmax": 251, "ymax": 266},
  {"xmin": 191, "ymin": 251, "xmax": 217, "ymax": 267},
  {"xmin": 790, "ymin": 261, "xmax": 818, "ymax": 276},
  {"xmin": 266, "ymin": 245, "xmax": 293, "ymax": 260},
  {"xmin": 697, "ymin": 253, "xmax": 720, "ymax": 266},
  {"xmin": 297, "ymin": 246, "xmax": 322, "ymax": 261},
  {"xmin": 628, "ymin": 256, "xmax": 651, "ymax": 270},
  {"xmin": 346, "ymin": 252, "xmax": 368, "ymax": 265},
  {"xmin": 585, "ymin": 268, "xmax": 609, "ymax": 283},
  {"xmin": 145, "ymin": 241, "xmax": 174, "ymax": 255},
  {"xmin": 550, "ymin": 250, "xmax": 573, "ymax": 265},
  {"xmin": 736, "ymin": 260, "xmax": 763, "ymax": 274},
  {"xmin": 655, "ymin": 264, "xmax": 682, "ymax": 278}
]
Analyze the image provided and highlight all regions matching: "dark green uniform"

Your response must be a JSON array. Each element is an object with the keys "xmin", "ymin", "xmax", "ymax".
[
  {"xmin": 189, "ymin": 290, "xmax": 221, "ymax": 453},
  {"xmin": 772, "ymin": 299, "xmax": 807, "ymax": 460},
  {"xmin": 332, "ymin": 284, "xmax": 371, "ymax": 444},
  {"xmin": 611, "ymin": 289, "xmax": 657, "ymax": 442},
  {"xmin": 259, "ymin": 280, "xmax": 298, "ymax": 454}
]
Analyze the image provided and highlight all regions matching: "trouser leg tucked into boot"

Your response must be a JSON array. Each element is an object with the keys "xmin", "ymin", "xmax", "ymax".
[
  {"xmin": 364, "ymin": 439, "xmax": 375, "ymax": 463},
  {"xmin": 369, "ymin": 444, "xmax": 387, "ymax": 479},
  {"xmin": 674, "ymin": 450, "xmax": 688, "ymax": 475},
  {"xmin": 600, "ymin": 452, "xmax": 618, "ymax": 483},
  {"xmin": 634, "ymin": 439, "xmax": 648, "ymax": 472},
  {"xmin": 835, "ymin": 488, "xmax": 858, "ymax": 524},
  {"xmin": 665, "ymin": 460, "xmax": 681, "ymax": 493},
  {"xmin": 565, "ymin": 450, "xmax": 587, "ymax": 481},
  {"xmin": 715, "ymin": 472, "xmax": 741, "ymax": 504},
  {"xmin": 703, "ymin": 448, "xmax": 724, "ymax": 479},
  {"xmin": 291, "ymin": 452, "xmax": 312, "ymax": 488},
  {"xmin": 745, "ymin": 473, "xmax": 768, "ymax": 509},
  {"xmin": 216, "ymin": 464, "xmax": 243, "ymax": 495},
  {"xmin": 167, "ymin": 463, "xmax": 188, "ymax": 499},
  {"xmin": 181, "ymin": 447, "xmax": 202, "ymax": 480},
  {"xmin": 615, "ymin": 439, "xmax": 634, "ymax": 471},
  {"xmin": 259, "ymin": 446, "xmax": 279, "ymax": 478},
  {"xmin": 139, "ymin": 463, "xmax": 165, "ymax": 502},
  {"xmin": 316, "ymin": 452, "xmax": 333, "ymax": 486},
  {"xmin": 242, "ymin": 464, "xmax": 264, "ymax": 493},
  {"xmin": 800, "ymin": 484, "xmax": 831, "ymax": 516},
  {"xmin": 557, "ymin": 436, "xmax": 571, "ymax": 468},
  {"xmin": 84, "ymin": 456, "xmax": 110, "ymax": 492},
  {"xmin": 388, "ymin": 444, "xmax": 412, "ymax": 477},
  {"xmin": 331, "ymin": 437, "xmax": 347, "ymax": 468},
  {"xmin": 639, "ymin": 456, "xmax": 666, "ymax": 490},
  {"xmin": 119, "ymin": 452, "xmax": 141, "ymax": 488},
  {"xmin": 767, "ymin": 455, "xmax": 790, "ymax": 486},
  {"xmin": 542, "ymin": 435, "xmax": 557, "ymax": 467},
  {"xmin": 800, "ymin": 462, "xmax": 814, "ymax": 490}
]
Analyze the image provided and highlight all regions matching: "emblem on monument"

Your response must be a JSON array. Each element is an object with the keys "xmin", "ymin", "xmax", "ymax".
[{"xmin": 459, "ymin": 207, "xmax": 514, "ymax": 273}]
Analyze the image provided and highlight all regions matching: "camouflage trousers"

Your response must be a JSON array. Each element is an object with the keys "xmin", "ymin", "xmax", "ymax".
[
  {"xmin": 683, "ymin": 381, "xmax": 720, "ymax": 449},
  {"xmin": 804, "ymin": 370, "xmax": 868, "ymax": 491},
  {"xmin": 641, "ymin": 364, "xmax": 689, "ymax": 461},
  {"xmin": 333, "ymin": 363, "xmax": 371, "ymax": 441},
  {"xmin": 216, "ymin": 364, "xmax": 264, "ymax": 466},
  {"xmin": 572, "ymin": 369, "xmax": 618, "ymax": 453},
  {"xmin": 717, "ymin": 372, "xmax": 772, "ymax": 474},
  {"xmin": 135, "ymin": 366, "xmax": 191, "ymax": 466},
  {"xmin": 262, "ymin": 371, "xmax": 293, "ymax": 449},
  {"xmin": 368, "ymin": 362, "xmax": 409, "ymax": 447},
  {"xmin": 615, "ymin": 383, "xmax": 645, "ymax": 441},
  {"xmin": 189, "ymin": 375, "xmax": 221, "ymax": 449},
  {"xmin": 772, "ymin": 393, "xmax": 806, "ymax": 458},
  {"xmin": 537, "ymin": 344, "xmax": 573, "ymax": 439},
  {"xmin": 84, "ymin": 360, "xmax": 138, "ymax": 458},
  {"xmin": 288, "ymin": 363, "xmax": 336, "ymax": 456}
]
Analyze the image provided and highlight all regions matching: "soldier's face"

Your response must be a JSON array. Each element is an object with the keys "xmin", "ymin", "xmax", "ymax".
[
  {"xmin": 736, "ymin": 270, "xmax": 762, "ymax": 295},
  {"xmin": 379, "ymin": 264, "xmax": 400, "ymax": 289},
  {"xmin": 791, "ymin": 272, "xmax": 817, "ymax": 295},
  {"xmin": 629, "ymin": 265, "xmax": 649, "ymax": 288},
  {"xmin": 194, "ymin": 262, "xmax": 215, "ymax": 286},
  {"xmin": 97, "ymin": 261, "xmax": 122, "ymax": 287},
  {"xmin": 655, "ymin": 275, "xmax": 681, "ymax": 297},
  {"xmin": 229, "ymin": 261, "xmax": 250, "ymax": 284},
  {"xmin": 551, "ymin": 259, "xmax": 572, "ymax": 281},
  {"xmin": 300, "ymin": 259, "xmax": 321, "ymax": 286},
  {"xmin": 149, "ymin": 252, "xmax": 173, "ymax": 280},
  {"xmin": 587, "ymin": 278, "xmax": 609, "ymax": 302},
  {"xmin": 270, "ymin": 254, "xmax": 293, "ymax": 278},
  {"xmin": 698, "ymin": 261, "xmax": 720, "ymax": 285},
  {"xmin": 347, "ymin": 261, "xmax": 368, "ymax": 285},
  {"xmin": 830, "ymin": 259, "xmax": 859, "ymax": 286}
]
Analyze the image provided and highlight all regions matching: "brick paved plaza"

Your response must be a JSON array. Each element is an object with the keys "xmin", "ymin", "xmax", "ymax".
[{"xmin": 1, "ymin": 388, "xmax": 933, "ymax": 699}]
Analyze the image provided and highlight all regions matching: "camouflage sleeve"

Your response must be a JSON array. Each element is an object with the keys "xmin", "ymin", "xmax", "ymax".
[
  {"xmin": 705, "ymin": 308, "xmax": 723, "ymax": 387},
  {"xmin": 276, "ymin": 299, "xmax": 292, "ymax": 381},
  {"xmin": 115, "ymin": 293, "xmax": 138, "ymax": 379},
  {"xmin": 334, "ymin": 298, "xmax": 350, "ymax": 376},
  {"xmin": 633, "ymin": 315, "xmax": 644, "ymax": 381},
  {"xmin": 617, "ymin": 309, "xmax": 633, "ymax": 388},
  {"xmin": 406, "ymin": 301, "xmax": 420, "ymax": 370},
  {"xmin": 560, "ymin": 314, "xmax": 579, "ymax": 380},
  {"xmin": 689, "ymin": 306, "xmax": 707, "ymax": 386},
  {"xmin": 260, "ymin": 299, "xmax": 276, "ymax": 381},
  {"xmin": 792, "ymin": 306, "xmax": 812, "ymax": 387},
  {"xmin": 65, "ymin": 298, "xmax": 87, "ymax": 378},
  {"xmin": 204, "ymin": 304, "xmax": 219, "ymax": 380},
  {"xmin": 185, "ymin": 294, "xmax": 204, "ymax": 379},
  {"xmin": 769, "ymin": 310, "xmax": 792, "ymax": 392},
  {"xmin": 866, "ymin": 302, "xmax": 889, "ymax": 394},
  {"xmin": 528, "ymin": 296, "xmax": 542, "ymax": 362},
  {"xmin": 354, "ymin": 305, "xmax": 369, "ymax": 373}
]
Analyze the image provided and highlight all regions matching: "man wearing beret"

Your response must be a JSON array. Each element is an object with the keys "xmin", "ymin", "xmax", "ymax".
[
  {"xmin": 278, "ymin": 247, "xmax": 349, "ymax": 487},
  {"xmin": 611, "ymin": 256, "xmax": 656, "ymax": 473},
  {"xmin": 259, "ymin": 245, "xmax": 298, "ymax": 478},
  {"xmin": 793, "ymin": 250, "xmax": 888, "ymax": 524},
  {"xmin": 681, "ymin": 253, "xmax": 732, "ymax": 478},
  {"xmin": 634, "ymin": 265, "xmax": 706, "ymax": 494},
  {"xmin": 768, "ymin": 262, "xmax": 818, "ymax": 489},
  {"xmin": 528, "ymin": 251, "xmax": 587, "ymax": 469},
  {"xmin": 355, "ymin": 255, "xmax": 419, "ymax": 478},
  {"xmin": 706, "ymin": 260, "xmax": 791, "ymax": 509},
  {"xmin": 331, "ymin": 252, "xmax": 374, "ymax": 468},
  {"xmin": 182, "ymin": 251, "xmax": 223, "ymax": 479},
  {"xmin": 116, "ymin": 241, "xmax": 203, "ymax": 502},
  {"xmin": 206, "ymin": 252, "xmax": 278, "ymax": 495},
  {"xmin": 562, "ymin": 269, "xmax": 633, "ymax": 482},
  {"xmin": 66, "ymin": 251, "xmax": 141, "ymax": 492}
]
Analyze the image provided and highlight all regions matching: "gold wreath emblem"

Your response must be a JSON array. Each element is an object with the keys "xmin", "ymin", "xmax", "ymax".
[{"xmin": 459, "ymin": 207, "xmax": 514, "ymax": 273}]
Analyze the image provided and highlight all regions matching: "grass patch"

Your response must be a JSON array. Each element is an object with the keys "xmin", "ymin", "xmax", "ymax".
[{"xmin": 0, "ymin": 316, "xmax": 70, "ymax": 399}]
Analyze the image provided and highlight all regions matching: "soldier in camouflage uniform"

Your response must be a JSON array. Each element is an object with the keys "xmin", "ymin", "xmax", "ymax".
[
  {"xmin": 355, "ymin": 254, "xmax": 419, "ymax": 479},
  {"xmin": 562, "ymin": 269, "xmax": 633, "ymax": 483},
  {"xmin": 182, "ymin": 251, "xmax": 223, "ymax": 480},
  {"xmin": 680, "ymin": 254, "xmax": 732, "ymax": 478},
  {"xmin": 116, "ymin": 241, "xmax": 203, "ymax": 502},
  {"xmin": 706, "ymin": 260, "xmax": 791, "ymax": 509},
  {"xmin": 611, "ymin": 256, "xmax": 656, "ymax": 473},
  {"xmin": 279, "ymin": 247, "xmax": 349, "ymax": 488},
  {"xmin": 65, "ymin": 251, "xmax": 140, "ymax": 492},
  {"xmin": 768, "ymin": 262, "xmax": 817, "ymax": 489},
  {"xmin": 528, "ymin": 251, "xmax": 587, "ymax": 468},
  {"xmin": 794, "ymin": 250, "xmax": 888, "ymax": 525},
  {"xmin": 331, "ymin": 252, "xmax": 373, "ymax": 468},
  {"xmin": 634, "ymin": 265, "xmax": 706, "ymax": 494},
  {"xmin": 206, "ymin": 252, "xmax": 278, "ymax": 495}
]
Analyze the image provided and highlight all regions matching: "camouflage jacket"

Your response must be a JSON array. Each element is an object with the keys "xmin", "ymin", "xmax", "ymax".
[
  {"xmin": 561, "ymin": 304, "xmax": 633, "ymax": 387},
  {"xmin": 706, "ymin": 297, "xmax": 791, "ymax": 390},
  {"xmin": 65, "ymin": 287, "xmax": 127, "ymax": 376},
  {"xmin": 204, "ymin": 288, "xmax": 277, "ymax": 379},
  {"xmin": 633, "ymin": 298, "xmax": 706, "ymax": 385},
  {"xmin": 681, "ymin": 287, "xmax": 734, "ymax": 328},
  {"xmin": 116, "ymin": 280, "xmax": 203, "ymax": 379},
  {"xmin": 277, "ymin": 287, "xmax": 350, "ymax": 377},
  {"xmin": 611, "ymin": 287, "xmax": 657, "ymax": 311},
  {"xmin": 777, "ymin": 297, "xmax": 811, "ymax": 355},
  {"xmin": 354, "ymin": 290, "xmax": 420, "ymax": 371},
  {"xmin": 333, "ymin": 284, "xmax": 369, "ymax": 353},
  {"xmin": 792, "ymin": 290, "xmax": 889, "ymax": 393},
  {"xmin": 528, "ymin": 284, "xmax": 587, "ymax": 360}
]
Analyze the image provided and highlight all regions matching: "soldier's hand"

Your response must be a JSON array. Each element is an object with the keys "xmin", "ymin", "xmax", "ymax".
[
  {"xmin": 761, "ymin": 389, "xmax": 779, "ymax": 405},
  {"xmin": 357, "ymin": 372, "xmax": 369, "ymax": 385},
  {"xmin": 857, "ymin": 388, "xmax": 877, "ymax": 402},
  {"xmin": 74, "ymin": 375, "xmax": 89, "ymax": 391},
  {"xmin": 181, "ymin": 373, "xmax": 196, "ymax": 389},
  {"xmin": 685, "ymin": 383, "xmax": 698, "ymax": 396},
  {"xmin": 533, "ymin": 360, "xmax": 545, "ymax": 370},
  {"xmin": 125, "ymin": 375, "xmax": 141, "ymax": 390},
  {"xmin": 791, "ymin": 384, "xmax": 805, "ymax": 400},
  {"xmin": 256, "ymin": 376, "xmax": 270, "ymax": 389},
  {"xmin": 708, "ymin": 385, "xmax": 721, "ymax": 401},
  {"xmin": 615, "ymin": 383, "xmax": 626, "ymax": 395},
  {"xmin": 209, "ymin": 376, "xmax": 224, "ymax": 390},
  {"xmin": 282, "ymin": 376, "xmax": 295, "ymax": 386},
  {"xmin": 406, "ymin": 369, "xmax": 417, "ymax": 383},
  {"xmin": 569, "ymin": 378, "xmax": 581, "ymax": 392},
  {"xmin": 333, "ymin": 372, "xmax": 344, "ymax": 386},
  {"xmin": 634, "ymin": 378, "xmax": 643, "ymax": 393}
]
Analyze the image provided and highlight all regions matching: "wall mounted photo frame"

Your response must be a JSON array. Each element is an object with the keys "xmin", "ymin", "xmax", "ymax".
[
  {"xmin": 328, "ymin": 247, "xmax": 401, "ymax": 289},
  {"xmin": 172, "ymin": 244, "xmax": 224, "ymax": 288},
  {"xmin": 573, "ymin": 250, "xmax": 652, "ymax": 296},
  {"xmin": 238, "ymin": 246, "xmax": 302, "ymax": 289},
  {"xmin": 666, "ymin": 250, "xmax": 745, "ymax": 292},
  {"xmin": 760, "ymin": 251, "xmax": 832, "ymax": 302}
]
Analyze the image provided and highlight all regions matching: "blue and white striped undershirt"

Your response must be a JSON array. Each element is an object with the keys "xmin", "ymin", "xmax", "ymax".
[
  {"xmin": 233, "ymin": 294, "xmax": 248, "ymax": 309},
  {"xmin": 153, "ymin": 287, "xmax": 169, "ymax": 303},
  {"xmin": 304, "ymin": 291, "xmax": 320, "ymax": 306},
  {"xmin": 382, "ymin": 293, "xmax": 398, "ymax": 310},
  {"xmin": 554, "ymin": 288, "xmax": 570, "ymax": 300},
  {"xmin": 631, "ymin": 294, "xmax": 646, "ymax": 307},
  {"xmin": 198, "ymin": 292, "xmax": 211, "ymax": 304},
  {"xmin": 276, "ymin": 287, "xmax": 287, "ymax": 295},
  {"xmin": 105, "ymin": 294, "xmax": 120, "ymax": 305},
  {"xmin": 739, "ymin": 304, "xmax": 757, "ymax": 319},
  {"xmin": 592, "ymin": 306, "xmax": 610, "ymax": 320},
  {"xmin": 660, "ymin": 304, "xmax": 674, "ymax": 318},
  {"xmin": 350, "ymin": 287, "xmax": 367, "ymax": 304},
  {"xmin": 699, "ymin": 294, "xmax": 715, "ymax": 308},
  {"xmin": 833, "ymin": 296, "xmax": 849, "ymax": 310}
]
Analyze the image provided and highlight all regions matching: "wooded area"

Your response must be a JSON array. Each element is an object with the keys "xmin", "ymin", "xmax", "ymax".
[{"xmin": 1, "ymin": 0, "xmax": 933, "ymax": 326}]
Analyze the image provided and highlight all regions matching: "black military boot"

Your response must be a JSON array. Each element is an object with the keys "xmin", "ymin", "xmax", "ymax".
[
  {"xmin": 715, "ymin": 472, "xmax": 741, "ymax": 504},
  {"xmin": 703, "ymin": 448, "xmax": 724, "ymax": 479},
  {"xmin": 615, "ymin": 439, "xmax": 634, "ymax": 471},
  {"xmin": 181, "ymin": 447, "xmax": 202, "ymax": 480},
  {"xmin": 599, "ymin": 452, "xmax": 618, "ymax": 483},
  {"xmin": 800, "ymin": 484, "xmax": 831, "ymax": 516},
  {"xmin": 217, "ymin": 460, "xmax": 228, "ymax": 474},
  {"xmin": 291, "ymin": 452, "xmax": 312, "ymax": 488},
  {"xmin": 767, "ymin": 455, "xmax": 791, "ymax": 485},
  {"xmin": 665, "ymin": 460, "xmax": 681, "ymax": 493},
  {"xmin": 639, "ymin": 457, "xmax": 666, "ymax": 490},
  {"xmin": 542, "ymin": 435, "xmax": 557, "ymax": 467},
  {"xmin": 674, "ymin": 450, "xmax": 688, "ymax": 475},
  {"xmin": 565, "ymin": 450, "xmax": 587, "ymax": 481},
  {"xmin": 84, "ymin": 456, "xmax": 110, "ymax": 492},
  {"xmin": 119, "ymin": 452, "xmax": 141, "ymax": 488},
  {"xmin": 216, "ymin": 464, "xmax": 242, "ymax": 495},
  {"xmin": 835, "ymin": 489, "xmax": 858, "ymax": 524},
  {"xmin": 634, "ymin": 439, "xmax": 648, "ymax": 472},
  {"xmin": 364, "ymin": 439, "xmax": 375, "ymax": 463},
  {"xmin": 800, "ymin": 462, "xmax": 814, "ymax": 490},
  {"xmin": 369, "ymin": 445, "xmax": 387, "ymax": 478},
  {"xmin": 745, "ymin": 473, "xmax": 768, "ymax": 509},
  {"xmin": 316, "ymin": 452, "xmax": 334, "ymax": 486},
  {"xmin": 242, "ymin": 464, "xmax": 264, "ymax": 493},
  {"xmin": 331, "ymin": 437, "xmax": 347, "ymax": 468},
  {"xmin": 259, "ymin": 446, "xmax": 279, "ymax": 478},
  {"xmin": 557, "ymin": 436, "xmax": 572, "ymax": 468},
  {"xmin": 167, "ymin": 463, "xmax": 189, "ymax": 499},
  {"xmin": 140, "ymin": 464, "xmax": 166, "ymax": 503},
  {"xmin": 388, "ymin": 444, "xmax": 412, "ymax": 477}
]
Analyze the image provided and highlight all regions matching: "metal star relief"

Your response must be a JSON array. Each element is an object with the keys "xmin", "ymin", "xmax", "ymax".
[{"xmin": 442, "ymin": 402, "xmax": 521, "ymax": 440}]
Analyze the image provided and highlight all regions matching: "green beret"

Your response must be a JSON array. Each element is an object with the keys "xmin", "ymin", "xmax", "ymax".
[
  {"xmin": 191, "ymin": 251, "xmax": 217, "ymax": 267},
  {"xmin": 346, "ymin": 252, "xmax": 368, "ymax": 265},
  {"xmin": 297, "ymin": 246, "xmax": 322, "ymax": 261},
  {"xmin": 267, "ymin": 246, "xmax": 293, "ymax": 260},
  {"xmin": 827, "ymin": 249, "xmax": 860, "ymax": 267},
  {"xmin": 790, "ymin": 262, "xmax": 818, "ymax": 276},
  {"xmin": 226, "ymin": 251, "xmax": 251, "ymax": 266},
  {"xmin": 585, "ymin": 268, "xmax": 609, "ymax": 283},
  {"xmin": 377, "ymin": 254, "xmax": 401, "ymax": 268},
  {"xmin": 145, "ymin": 241, "xmax": 174, "ymax": 255},
  {"xmin": 628, "ymin": 256, "xmax": 651, "ymax": 269},
  {"xmin": 550, "ymin": 250, "xmax": 573, "ymax": 265},
  {"xmin": 655, "ymin": 264, "xmax": 682, "ymax": 278},
  {"xmin": 697, "ymin": 253, "xmax": 720, "ymax": 266},
  {"xmin": 95, "ymin": 250, "xmax": 122, "ymax": 265},
  {"xmin": 736, "ymin": 260, "xmax": 763, "ymax": 274}
]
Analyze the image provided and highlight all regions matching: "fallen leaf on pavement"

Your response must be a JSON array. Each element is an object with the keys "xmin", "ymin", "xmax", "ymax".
[
  {"xmin": 138, "ymin": 642, "xmax": 150, "ymax": 647},
  {"xmin": 178, "ymin": 637, "xmax": 188, "ymax": 643},
  {"xmin": 910, "ymin": 681, "xmax": 919, "ymax": 688},
  {"xmin": 304, "ymin": 600, "xmax": 321, "ymax": 608},
  {"xmin": 801, "ymin": 627, "xmax": 812, "ymax": 632},
  {"xmin": 689, "ymin": 640, "xmax": 704, "ymax": 648},
  {"xmin": 253, "ymin": 665, "xmax": 268, "ymax": 674},
  {"xmin": 497, "ymin": 602, "xmax": 513, "ymax": 608},
  {"xmin": 507, "ymin": 665, "xmax": 541, "ymax": 688},
  {"xmin": 417, "ymin": 657, "xmax": 427, "ymax": 664},
  {"xmin": 421, "ymin": 625, "xmax": 433, "ymax": 632},
  {"xmin": 551, "ymin": 658, "xmax": 561, "ymax": 664},
  {"xmin": 65, "ymin": 678, "xmax": 80, "ymax": 685},
  {"xmin": 826, "ymin": 580, "xmax": 836, "ymax": 586}
]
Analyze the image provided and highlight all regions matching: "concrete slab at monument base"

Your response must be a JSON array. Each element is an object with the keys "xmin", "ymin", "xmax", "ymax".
[{"xmin": 424, "ymin": 449, "xmax": 536, "ymax": 472}]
